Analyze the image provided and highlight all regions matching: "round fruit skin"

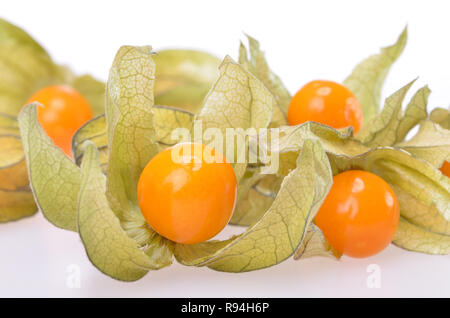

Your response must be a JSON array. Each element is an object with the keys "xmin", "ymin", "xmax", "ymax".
[
  {"xmin": 315, "ymin": 170, "xmax": 400, "ymax": 258},
  {"xmin": 26, "ymin": 85, "xmax": 93, "ymax": 156},
  {"xmin": 137, "ymin": 143, "xmax": 237, "ymax": 244},
  {"xmin": 440, "ymin": 161, "xmax": 450, "ymax": 177},
  {"xmin": 287, "ymin": 80, "xmax": 363, "ymax": 133}
]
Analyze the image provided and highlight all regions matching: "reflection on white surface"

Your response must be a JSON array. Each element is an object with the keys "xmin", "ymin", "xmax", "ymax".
[{"xmin": 0, "ymin": 212, "xmax": 449, "ymax": 297}]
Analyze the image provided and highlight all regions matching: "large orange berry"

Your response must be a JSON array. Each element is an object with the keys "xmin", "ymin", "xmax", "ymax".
[
  {"xmin": 315, "ymin": 170, "xmax": 399, "ymax": 258},
  {"xmin": 137, "ymin": 143, "xmax": 237, "ymax": 244},
  {"xmin": 288, "ymin": 80, "xmax": 363, "ymax": 133}
]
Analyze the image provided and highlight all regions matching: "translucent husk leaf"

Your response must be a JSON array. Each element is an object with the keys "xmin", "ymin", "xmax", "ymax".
[
  {"xmin": 186, "ymin": 53, "xmax": 279, "ymax": 227},
  {"xmin": 153, "ymin": 49, "xmax": 221, "ymax": 113},
  {"xmin": 0, "ymin": 18, "xmax": 48, "ymax": 54},
  {"xmin": 175, "ymin": 139, "xmax": 333, "ymax": 272},
  {"xmin": 72, "ymin": 115, "xmax": 109, "ymax": 171},
  {"xmin": 395, "ymin": 86, "xmax": 430, "ymax": 142},
  {"xmin": 18, "ymin": 104, "xmax": 80, "ymax": 231},
  {"xmin": 0, "ymin": 18, "xmax": 62, "ymax": 116},
  {"xmin": 252, "ymin": 173, "xmax": 284, "ymax": 199},
  {"xmin": 344, "ymin": 27, "xmax": 407, "ymax": 126},
  {"xmin": 383, "ymin": 153, "xmax": 450, "ymax": 253},
  {"xmin": 105, "ymin": 46, "xmax": 160, "ymax": 222},
  {"xmin": 393, "ymin": 187, "xmax": 450, "ymax": 236},
  {"xmin": 0, "ymin": 112, "xmax": 36, "ymax": 221},
  {"xmin": 0, "ymin": 18, "xmax": 105, "ymax": 117},
  {"xmin": 71, "ymin": 75, "xmax": 106, "ymax": 116},
  {"xmin": 0, "ymin": 113, "xmax": 23, "ymax": 164},
  {"xmin": 356, "ymin": 81, "xmax": 431, "ymax": 147},
  {"xmin": 230, "ymin": 187, "xmax": 275, "ymax": 227},
  {"xmin": 78, "ymin": 143, "xmax": 172, "ymax": 282},
  {"xmin": 229, "ymin": 170, "xmax": 273, "ymax": 226},
  {"xmin": 375, "ymin": 151, "xmax": 449, "ymax": 222},
  {"xmin": 396, "ymin": 120, "xmax": 450, "ymax": 168},
  {"xmin": 393, "ymin": 218, "xmax": 450, "ymax": 255},
  {"xmin": 430, "ymin": 107, "xmax": 449, "ymax": 129},
  {"xmin": 294, "ymin": 224, "xmax": 342, "ymax": 260},
  {"xmin": 194, "ymin": 56, "xmax": 275, "ymax": 181},
  {"xmin": 267, "ymin": 123, "xmax": 367, "ymax": 156},
  {"xmin": 103, "ymin": 46, "xmax": 174, "ymax": 272},
  {"xmin": 152, "ymin": 105, "xmax": 194, "ymax": 146},
  {"xmin": 328, "ymin": 147, "xmax": 450, "ymax": 254},
  {"xmin": 257, "ymin": 122, "xmax": 368, "ymax": 176},
  {"xmin": 72, "ymin": 106, "xmax": 194, "ymax": 170},
  {"xmin": 239, "ymin": 35, "xmax": 290, "ymax": 127}
]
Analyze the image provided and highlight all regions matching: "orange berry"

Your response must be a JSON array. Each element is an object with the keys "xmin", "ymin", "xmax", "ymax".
[
  {"xmin": 26, "ymin": 85, "xmax": 93, "ymax": 156},
  {"xmin": 137, "ymin": 143, "xmax": 237, "ymax": 244},
  {"xmin": 315, "ymin": 170, "xmax": 399, "ymax": 258},
  {"xmin": 288, "ymin": 80, "xmax": 363, "ymax": 133}
]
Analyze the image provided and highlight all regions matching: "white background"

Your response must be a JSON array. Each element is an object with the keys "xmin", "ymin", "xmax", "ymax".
[{"xmin": 1, "ymin": 0, "xmax": 449, "ymax": 297}]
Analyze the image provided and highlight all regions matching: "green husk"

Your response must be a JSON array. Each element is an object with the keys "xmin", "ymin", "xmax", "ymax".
[{"xmin": 344, "ymin": 27, "xmax": 407, "ymax": 126}]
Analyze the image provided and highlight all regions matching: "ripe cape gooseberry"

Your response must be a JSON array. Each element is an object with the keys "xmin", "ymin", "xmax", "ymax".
[
  {"xmin": 137, "ymin": 142, "xmax": 237, "ymax": 244},
  {"xmin": 288, "ymin": 80, "xmax": 363, "ymax": 133},
  {"xmin": 25, "ymin": 85, "xmax": 93, "ymax": 156},
  {"xmin": 315, "ymin": 170, "xmax": 400, "ymax": 258}
]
